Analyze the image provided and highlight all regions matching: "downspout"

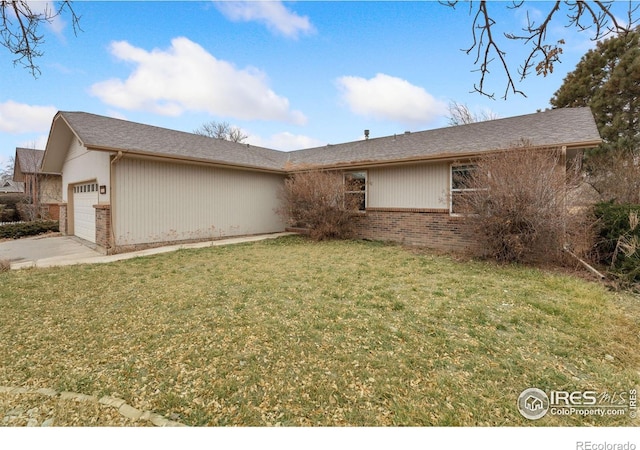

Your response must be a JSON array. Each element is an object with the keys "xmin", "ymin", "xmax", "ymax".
[
  {"xmin": 109, "ymin": 151, "xmax": 124, "ymax": 253},
  {"xmin": 557, "ymin": 145, "xmax": 606, "ymax": 280},
  {"xmin": 560, "ymin": 145, "xmax": 568, "ymax": 246},
  {"xmin": 563, "ymin": 245, "xmax": 606, "ymax": 280},
  {"xmin": 112, "ymin": 150, "xmax": 124, "ymax": 165}
]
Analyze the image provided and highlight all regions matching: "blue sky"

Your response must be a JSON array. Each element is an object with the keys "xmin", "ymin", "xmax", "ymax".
[{"xmin": 0, "ymin": 1, "xmax": 635, "ymax": 168}]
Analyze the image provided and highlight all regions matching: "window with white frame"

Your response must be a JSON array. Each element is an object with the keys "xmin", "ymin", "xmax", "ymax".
[
  {"xmin": 73, "ymin": 182, "xmax": 99, "ymax": 194},
  {"xmin": 344, "ymin": 171, "xmax": 367, "ymax": 211},
  {"xmin": 450, "ymin": 164, "xmax": 477, "ymax": 214}
]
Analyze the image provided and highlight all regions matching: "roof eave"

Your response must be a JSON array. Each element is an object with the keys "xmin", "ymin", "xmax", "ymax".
[
  {"xmin": 286, "ymin": 139, "xmax": 603, "ymax": 172},
  {"xmin": 86, "ymin": 145, "xmax": 288, "ymax": 175},
  {"xmin": 41, "ymin": 112, "xmax": 81, "ymax": 173}
]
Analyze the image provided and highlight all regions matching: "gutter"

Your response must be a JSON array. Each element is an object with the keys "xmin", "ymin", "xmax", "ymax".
[
  {"xmin": 87, "ymin": 145, "xmax": 288, "ymax": 175},
  {"xmin": 84, "ymin": 137, "xmax": 602, "ymax": 174},
  {"xmin": 563, "ymin": 245, "xmax": 606, "ymax": 280},
  {"xmin": 286, "ymin": 140, "xmax": 603, "ymax": 173}
]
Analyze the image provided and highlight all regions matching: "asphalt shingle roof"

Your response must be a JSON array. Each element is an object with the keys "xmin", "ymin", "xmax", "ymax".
[
  {"xmin": 287, "ymin": 107, "xmax": 601, "ymax": 168},
  {"xmin": 56, "ymin": 107, "xmax": 600, "ymax": 172},
  {"xmin": 0, "ymin": 180, "xmax": 24, "ymax": 193},
  {"xmin": 59, "ymin": 112, "xmax": 290, "ymax": 171},
  {"xmin": 15, "ymin": 148, "xmax": 45, "ymax": 173}
]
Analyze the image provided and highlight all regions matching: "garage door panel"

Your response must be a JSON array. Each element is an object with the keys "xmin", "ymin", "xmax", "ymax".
[{"xmin": 73, "ymin": 183, "xmax": 98, "ymax": 243}]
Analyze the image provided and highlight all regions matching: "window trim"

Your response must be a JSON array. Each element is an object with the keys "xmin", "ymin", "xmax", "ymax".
[
  {"xmin": 450, "ymin": 163, "xmax": 479, "ymax": 216},
  {"xmin": 344, "ymin": 170, "xmax": 367, "ymax": 212}
]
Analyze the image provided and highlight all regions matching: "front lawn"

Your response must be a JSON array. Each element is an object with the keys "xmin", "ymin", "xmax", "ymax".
[{"xmin": 0, "ymin": 236, "xmax": 638, "ymax": 426}]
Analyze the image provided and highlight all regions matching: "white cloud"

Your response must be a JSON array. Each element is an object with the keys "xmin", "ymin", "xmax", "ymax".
[
  {"xmin": 91, "ymin": 37, "xmax": 306, "ymax": 124},
  {"xmin": 215, "ymin": 1, "xmax": 315, "ymax": 39},
  {"xmin": 106, "ymin": 110, "xmax": 128, "ymax": 121},
  {"xmin": 19, "ymin": 134, "xmax": 49, "ymax": 150},
  {"xmin": 0, "ymin": 100, "xmax": 57, "ymax": 134},
  {"xmin": 26, "ymin": 1, "xmax": 67, "ymax": 36},
  {"xmin": 515, "ymin": 5, "xmax": 543, "ymax": 28},
  {"xmin": 248, "ymin": 131, "xmax": 324, "ymax": 151},
  {"xmin": 336, "ymin": 73, "xmax": 447, "ymax": 124}
]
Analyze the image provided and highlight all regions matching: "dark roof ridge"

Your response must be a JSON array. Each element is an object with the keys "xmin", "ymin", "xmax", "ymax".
[
  {"xmin": 289, "ymin": 106, "xmax": 593, "ymax": 154},
  {"xmin": 58, "ymin": 111, "xmax": 282, "ymax": 154},
  {"xmin": 50, "ymin": 107, "xmax": 600, "ymax": 172}
]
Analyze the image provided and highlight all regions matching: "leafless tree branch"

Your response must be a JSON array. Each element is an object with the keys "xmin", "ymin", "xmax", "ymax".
[
  {"xmin": 442, "ymin": 1, "xmax": 638, "ymax": 99},
  {"xmin": 1, "ymin": 1, "xmax": 81, "ymax": 77},
  {"xmin": 447, "ymin": 101, "xmax": 498, "ymax": 126},
  {"xmin": 193, "ymin": 121, "xmax": 248, "ymax": 143}
]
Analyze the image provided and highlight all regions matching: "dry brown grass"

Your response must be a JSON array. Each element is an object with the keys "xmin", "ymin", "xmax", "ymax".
[
  {"xmin": 0, "ymin": 236, "xmax": 638, "ymax": 426},
  {"xmin": 0, "ymin": 392, "xmax": 148, "ymax": 427}
]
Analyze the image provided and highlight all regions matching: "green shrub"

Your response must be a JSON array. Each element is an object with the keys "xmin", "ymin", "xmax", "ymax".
[
  {"xmin": 0, "ymin": 193, "xmax": 26, "ymax": 222},
  {"xmin": 593, "ymin": 201, "xmax": 640, "ymax": 286},
  {"xmin": 0, "ymin": 220, "xmax": 59, "ymax": 239}
]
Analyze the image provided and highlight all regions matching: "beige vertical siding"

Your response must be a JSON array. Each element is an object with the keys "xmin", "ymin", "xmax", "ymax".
[
  {"xmin": 40, "ymin": 176, "xmax": 62, "ymax": 203},
  {"xmin": 113, "ymin": 158, "xmax": 286, "ymax": 246},
  {"xmin": 62, "ymin": 138, "xmax": 111, "ymax": 204},
  {"xmin": 368, "ymin": 162, "xmax": 450, "ymax": 209}
]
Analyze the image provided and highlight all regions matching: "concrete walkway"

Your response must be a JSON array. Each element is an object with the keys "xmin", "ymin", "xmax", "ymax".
[
  {"xmin": 3, "ymin": 232, "xmax": 295, "ymax": 270},
  {"xmin": 0, "ymin": 385, "xmax": 185, "ymax": 426}
]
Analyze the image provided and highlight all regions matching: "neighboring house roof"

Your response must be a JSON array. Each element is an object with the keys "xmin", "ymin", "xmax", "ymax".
[
  {"xmin": 13, "ymin": 147, "xmax": 60, "ymax": 182},
  {"xmin": 16, "ymin": 147, "xmax": 44, "ymax": 173},
  {"xmin": 41, "ymin": 107, "xmax": 601, "ymax": 173},
  {"xmin": 287, "ymin": 107, "xmax": 602, "ymax": 169},
  {"xmin": 0, "ymin": 180, "xmax": 24, "ymax": 193}
]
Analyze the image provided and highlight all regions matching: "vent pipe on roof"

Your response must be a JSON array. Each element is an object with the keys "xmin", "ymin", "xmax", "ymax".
[{"xmin": 364, "ymin": 129, "xmax": 370, "ymax": 140}]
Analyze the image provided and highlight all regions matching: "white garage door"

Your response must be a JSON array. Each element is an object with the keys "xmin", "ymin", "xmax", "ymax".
[{"xmin": 73, "ymin": 182, "xmax": 98, "ymax": 243}]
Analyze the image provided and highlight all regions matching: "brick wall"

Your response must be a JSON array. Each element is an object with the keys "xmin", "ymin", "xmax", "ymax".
[
  {"xmin": 58, "ymin": 203, "xmax": 67, "ymax": 235},
  {"xmin": 352, "ymin": 208, "xmax": 479, "ymax": 254},
  {"xmin": 94, "ymin": 204, "xmax": 112, "ymax": 253},
  {"xmin": 42, "ymin": 203, "xmax": 60, "ymax": 221}
]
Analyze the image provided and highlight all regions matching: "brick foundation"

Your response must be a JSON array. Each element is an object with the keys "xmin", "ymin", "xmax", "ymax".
[
  {"xmin": 110, "ymin": 232, "xmax": 281, "ymax": 255},
  {"xmin": 94, "ymin": 204, "xmax": 113, "ymax": 253},
  {"xmin": 58, "ymin": 203, "xmax": 67, "ymax": 235},
  {"xmin": 42, "ymin": 203, "xmax": 60, "ymax": 221},
  {"xmin": 352, "ymin": 208, "xmax": 478, "ymax": 254}
]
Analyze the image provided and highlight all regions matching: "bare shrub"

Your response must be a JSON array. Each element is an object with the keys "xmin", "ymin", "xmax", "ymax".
[
  {"xmin": 0, "ymin": 259, "xmax": 10, "ymax": 272},
  {"xmin": 455, "ymin": 147, "xmax": 582, "ymax": 263},
  {"xmin": 17, "ymin": 202, "xmax": 37, "ymax": 222},
  {"xmin": 585, "ymin": 151, "xmax": 640, "ymax": 204},
  {"xmin": 277, "ymin": 170, "xmax": 360, "ymax": 241}
]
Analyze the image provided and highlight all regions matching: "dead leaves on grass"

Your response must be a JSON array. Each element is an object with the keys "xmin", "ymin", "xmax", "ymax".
[{"xmin": 0, "ymin": 237, "xmax": 638, "ymax": 426}]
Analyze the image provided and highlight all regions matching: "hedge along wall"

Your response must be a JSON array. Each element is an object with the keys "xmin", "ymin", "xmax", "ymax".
[
  {"xmin": 0, "ymin": 194, "xmax": 25, "ymax": 222},
  {"xmin": 593, "ymin": 201, "xmax": 640, "ymax": 283},
  {"xmin": 0, "ymin": 221, "xmax": 59, "ymax": 239}
]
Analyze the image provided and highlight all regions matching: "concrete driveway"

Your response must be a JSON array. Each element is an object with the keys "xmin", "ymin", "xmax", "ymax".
[
  {"xmin": 1, "ymin": 232, "xmax": 295, "ymax": 269},
  {"xmin": 0, "ymin": 235, "xmax": 102, "ymax": 269}
]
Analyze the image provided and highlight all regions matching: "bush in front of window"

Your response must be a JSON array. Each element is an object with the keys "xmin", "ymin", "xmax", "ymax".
[
  {"xmin": 453, "ymin": 146, "xmax": 583, "ymax": 264},
  {"xmin": 277, "ymin": 170, "xmax": 362, "ymax": 241}
]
